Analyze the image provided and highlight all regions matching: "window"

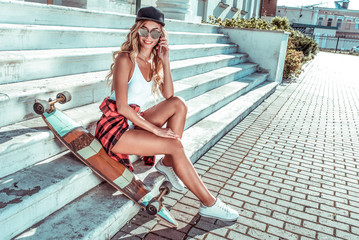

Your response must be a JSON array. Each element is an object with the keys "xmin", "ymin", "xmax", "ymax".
[
  {"xmin": 327, "ymin": 18, "xmax": 333, "ymax": 27},
  {"xmin": 337, "ymin": 19, "xmax": 342, "ymax": 28},
  {"xmin": 318, "ymin": 17, "xmax": 323, "ymax": 25},
  {"xmin": 355, "ymin": 24, "xmax": 359, "ymax": 30}
]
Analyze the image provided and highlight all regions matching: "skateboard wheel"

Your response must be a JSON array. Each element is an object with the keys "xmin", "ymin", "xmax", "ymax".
[
  {"xmin": 56, "ymin": 91, "xmax": 72, "ymax": 104},
  {"xmin": 33, "ymin": 100, "xmax": 51, "ymax": 114},
  {"xmin": 159, "ymin": 181, "xmax": 172, "ymax": 195},
  {"xmin": 146, "ymin": 200, "xmax": 161, "ymax": 215}
]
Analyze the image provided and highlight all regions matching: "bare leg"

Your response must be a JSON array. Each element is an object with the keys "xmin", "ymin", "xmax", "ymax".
[
  {"xmin": 142, "ymin": 96, "xmax": 187, "ymax": 166},
  {"xmin": 113, "ymin": 97, "xmax": 216, "ymax": 206},
  {"xmin": 112, "ymin": 129, "xmax": 216, "ymax": 206}
]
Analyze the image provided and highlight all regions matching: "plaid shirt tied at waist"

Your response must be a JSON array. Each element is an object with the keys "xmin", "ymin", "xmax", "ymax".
[{"xmin": 95, "ymin": 97, "xmax": 155, "ymax": 171}]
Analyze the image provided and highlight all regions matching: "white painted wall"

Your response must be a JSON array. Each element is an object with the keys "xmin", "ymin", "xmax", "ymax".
[{"xmin": 220, "ymin": 27, "xmax": 290, "ymax": 83}]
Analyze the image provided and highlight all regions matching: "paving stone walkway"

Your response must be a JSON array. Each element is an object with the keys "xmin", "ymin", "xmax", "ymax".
[{"xmin": 112, "ymin": 52, "xmax": 359, "ymax": 240}]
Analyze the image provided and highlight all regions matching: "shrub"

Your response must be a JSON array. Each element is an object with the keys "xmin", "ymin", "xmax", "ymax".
[
  {"xmin": 208, "ymin": 15, "xmax": 270, "ymax": 30},
  {"xmin": 270, "ymin": 16, "xmax": 291, "ymax": 31},
  {"xmin": 290, "ymin": 31, "xmax": 318, "ymax": 61},
  {"xmin": 283, "ymin": 40, "xmax": 303, "ymax": 79}
]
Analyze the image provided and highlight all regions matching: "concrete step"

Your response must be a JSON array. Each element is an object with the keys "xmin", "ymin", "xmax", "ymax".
[
  {"xmin": 0, "ymin": 43, "xmax": 238, "ymax": 84},
  {"xmin": 0, "ymin": 53, "xmax": 248, "ymax": 128},
  {"xmin": 0, "ymin": 0, "xmax": 219, "ymax": 34},
  {"xmin": 0, "ymin": 64, "xmax": 259, "ymax": 179},
  {"xmin": 0, "ymin": 23, "xmax": 229, "ymax": 51},
  {"xmin": 0, "ymin": 73, "xmax": 268, "ymax": 238},
  {"xmin": 185, "ymin": 73, "xmax": 268, "ymax": 129},
  {"xmin": 171, "ymin": 54, "xmax": 247, "ymax": 81},
  {"xmin": 13, "ymin": 81, "xmax": 278, "ymax": 240}
]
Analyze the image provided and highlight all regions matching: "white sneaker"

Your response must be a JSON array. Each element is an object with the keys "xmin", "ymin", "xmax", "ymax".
[
  {"xmin": 155, "ymin": 158, "xmax": 185, "ymax": 192},
  {"xmin": 199, "ymin": 198, "xmax": 239, "ymax": 221}
]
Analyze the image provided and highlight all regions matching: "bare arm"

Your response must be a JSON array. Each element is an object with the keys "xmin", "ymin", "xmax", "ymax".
[{"xmin": 157, "ymin": 37, "xmax": 174, "ymax": 99}]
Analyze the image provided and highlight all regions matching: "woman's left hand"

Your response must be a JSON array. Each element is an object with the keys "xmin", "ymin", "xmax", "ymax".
[{"xmin": 157, "ymin": 37, "xmax": 170, "ymax": 62}]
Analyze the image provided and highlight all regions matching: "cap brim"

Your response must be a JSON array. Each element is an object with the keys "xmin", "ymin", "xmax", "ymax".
[{"xmin": 136, "ymin": 17, "xmax": 165, "ymax": 26}]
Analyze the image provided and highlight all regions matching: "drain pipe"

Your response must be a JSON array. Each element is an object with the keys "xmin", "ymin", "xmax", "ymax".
[
  {"xmin": 259, "ymin": 0, "xmax": 264, "ymax": 18},
  {"xmin": 136, "ymin": 0, "xmax": 142, "ymax": 13}
]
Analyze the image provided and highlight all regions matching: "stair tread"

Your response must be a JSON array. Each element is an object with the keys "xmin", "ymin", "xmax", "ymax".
[
  {"xmin": 0, "ymin": 43, "xmax": 237, "ymax": 59},
  {"xmin": 13, "ymin": 81, "xmax": 277, "ymax": 240},
  {"xmin": 0, "ymin": 23, "xmax": 226, "ymax": 37},
  {"xmin": 0, "ymin": 23, "xmax": 229, "ymax": 51},
  {"xmin": 171, "ymin": 53, "xmax": 246, "ymax": 70}
]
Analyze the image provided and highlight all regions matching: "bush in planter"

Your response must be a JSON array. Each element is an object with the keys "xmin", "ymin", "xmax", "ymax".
[
  {"xmin": 208, "ymin": 15, "xmax": 270, "ymax": 30},
  {"xmin": 270, "ymin": 16, "xmax": 291, "ymax": 31},
  {"xmin": 290, "ymin": 31, "xmax": 318, "ymax": 61},
  {"xmin": 283, "ymin": 40, "xmax": 303, "ymax": 79}
]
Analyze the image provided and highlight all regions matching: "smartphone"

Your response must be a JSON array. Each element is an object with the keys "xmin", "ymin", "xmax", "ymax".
[{"xmin": 156, "ymin": 37, "xmax": 162, "ymax": 53}]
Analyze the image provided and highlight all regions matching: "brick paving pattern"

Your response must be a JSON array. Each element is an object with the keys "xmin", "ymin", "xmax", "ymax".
[{"xmin": 112, "ymin": 52, "xmax": 359, "ymax": 240}]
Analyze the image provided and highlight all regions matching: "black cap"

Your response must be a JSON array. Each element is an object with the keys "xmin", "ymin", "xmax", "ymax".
[{"xmin": 136, "ymin": 6, "xmax": 165, "ymax": 26}]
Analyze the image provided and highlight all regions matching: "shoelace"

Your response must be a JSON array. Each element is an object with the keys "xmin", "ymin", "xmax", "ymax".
[
  {"xmin": 162, "ymin": 161, "xmax": 180, "ymax": 184},
  {"xmin": 218, "ymin": 201, "xmax": 230, "ymax": 216},
  {"xmin": 169, "ymin": 167, "xmax": 180, "ymax": 184}
]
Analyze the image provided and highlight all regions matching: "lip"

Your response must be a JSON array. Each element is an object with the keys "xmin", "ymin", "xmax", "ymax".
[{"xmin": 143, "ymin": 39, "xmax": 153, "ymax": 45}]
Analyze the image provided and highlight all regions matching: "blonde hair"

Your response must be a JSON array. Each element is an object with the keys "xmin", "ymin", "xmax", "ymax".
[{"xmin": 105, "ymin": 21, "xmax": 168, "ymax": 97}]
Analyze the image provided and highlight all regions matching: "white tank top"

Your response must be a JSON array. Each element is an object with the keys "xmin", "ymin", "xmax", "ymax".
[{"xmin": 110, "ymin": 61, "xmax": 153, "ymax": 107}]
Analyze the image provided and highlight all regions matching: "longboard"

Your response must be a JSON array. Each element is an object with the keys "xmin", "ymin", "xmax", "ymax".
[{"xmin": 33, "ymin": 91, "xmax": 178, "ymax": 228}]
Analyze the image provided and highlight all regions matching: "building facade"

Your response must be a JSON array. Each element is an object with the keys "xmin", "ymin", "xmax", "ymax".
[
  {"xmin": 277, "ymin": 6, "xmax": 359, "ymax": 37},
  {"xmin": 276, "ymin": 5, "xmax": 359, "ymax": 50},
  {"xmin": 261, "ymin": 0, "xmax": 277, "ymax": 17}
]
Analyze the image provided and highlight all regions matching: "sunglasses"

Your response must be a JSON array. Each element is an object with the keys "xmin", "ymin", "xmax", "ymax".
[{"xmin": 139, "ymin": 27, "xmax": 162, "ymax": 39}]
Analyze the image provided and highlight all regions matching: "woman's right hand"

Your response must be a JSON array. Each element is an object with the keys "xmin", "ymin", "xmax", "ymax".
[{"xmin": 154, "ymin": 127, "xmax": 180, "ymax": 139}]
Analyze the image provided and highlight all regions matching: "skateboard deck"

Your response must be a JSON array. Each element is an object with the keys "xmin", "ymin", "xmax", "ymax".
[{"xmin": 34, "ymin": 93, "xmax": 178, "ymax": 228}]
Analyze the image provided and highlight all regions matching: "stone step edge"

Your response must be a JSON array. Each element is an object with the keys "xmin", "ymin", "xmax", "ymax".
[
  {"xmin": 1, "ymin": 43, "xmax": 237, "ymax": 57},
  {"xmin": 14, "ymin": 81, "xmax": 278, "ymax": 240},
  {"xmin": 0, "ymin": 44, "xmax": 238, "ymax": 84},
  {"xmin": 0, "ymin": 75, "xmax": 267, "ymax": 238},
  {"xmin": 0, "ymin": 23, "xmax": 226, "ymax": 37},
  {"xmin": 0, "ymin": 0, "xmax": 219, "ymax": 33},
  {"xmin": 0, "ymin": 24, "xmax": 229, "ymax": 51},
  {"xmin": 0, "ymin": 67, "xmax": 261, "ymax": 180}
]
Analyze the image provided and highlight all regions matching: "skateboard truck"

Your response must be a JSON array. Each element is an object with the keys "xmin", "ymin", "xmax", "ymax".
[
  {"xmin": 33, "ymin": 91, "xmax": 72, "ymax": 114},
  {"xmin": 146, "ymin": 181, "xmax": 172, "ymax": 215}
]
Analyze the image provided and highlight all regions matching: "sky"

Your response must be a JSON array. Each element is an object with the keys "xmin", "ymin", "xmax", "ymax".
[{"xmin": 277, "ymin": 0, "xmax": 359, "ymax": 10}]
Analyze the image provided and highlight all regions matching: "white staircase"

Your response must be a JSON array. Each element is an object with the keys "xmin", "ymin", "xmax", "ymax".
[{"xmin": 0, "ymin": 1, "xmax": 278, "ymax": 239}]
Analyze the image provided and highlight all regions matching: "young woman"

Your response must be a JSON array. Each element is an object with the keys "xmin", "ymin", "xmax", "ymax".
[{"xmin": 95, "ymin": 6, "xmax": 239, "ymax": 221}]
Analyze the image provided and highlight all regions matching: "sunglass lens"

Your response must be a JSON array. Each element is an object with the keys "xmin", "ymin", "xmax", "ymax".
[
  {"xmin": 139, "ymin": 28, "xmax": 149, "ymax": 37},
  {"xmin": 150, "ymin": 31, "xmax": 161, "ymax": 39}
]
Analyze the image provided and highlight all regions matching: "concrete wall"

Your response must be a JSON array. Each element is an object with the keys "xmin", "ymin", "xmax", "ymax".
[{"xmin": 220, "ymin": 27, "xmax": 289, "ymax": 83}]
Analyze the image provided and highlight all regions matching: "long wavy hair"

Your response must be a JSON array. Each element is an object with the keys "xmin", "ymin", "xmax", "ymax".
[{"xmin": 105, "ymin": 20, "xmax": 168, "ymax": 97}]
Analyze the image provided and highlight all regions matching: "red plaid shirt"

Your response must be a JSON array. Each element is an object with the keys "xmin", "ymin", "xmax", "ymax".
[{"xmin": 95, "ymin": 97, "xmax": 154, "ymax": 171}]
